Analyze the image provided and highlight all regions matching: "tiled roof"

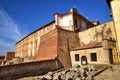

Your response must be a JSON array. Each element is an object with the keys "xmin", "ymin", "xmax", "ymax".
[{"xmin": 71, "ymin": 42, "xmax": 102, "ymax": 51}]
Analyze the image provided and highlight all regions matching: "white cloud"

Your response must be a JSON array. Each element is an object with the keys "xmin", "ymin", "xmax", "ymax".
[
  {"xmin": 0, "ymin": 9, "xmax": 22, "ymax": 41},
  {"xmin": 0, "ymin": 8, "xmax": 25, "ymax": 55}
]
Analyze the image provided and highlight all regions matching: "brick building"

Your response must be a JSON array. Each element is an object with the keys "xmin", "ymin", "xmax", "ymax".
[
  {"xmin": 0, "ymin": 56, "xmax": 5, "ymax": 65},
  {"xmin": 4, "ymin": 52, "xmax": 15, "ymax": 61},
  {"xmin": 15, "ymin": 5, "xmax": 119, "ymax": 68},
  {"xmin": 0, "ymin": 52, "xmax": 15, "ymax": 65}
]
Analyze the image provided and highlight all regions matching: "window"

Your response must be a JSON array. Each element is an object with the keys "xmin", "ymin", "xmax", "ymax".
[
  {"xmin": 91, "ymin": 53, "xmax": 97, "ymax": 61},
  {"xmin": 75, "ymin": 54, "xmax": 79, "ymax": 61}
]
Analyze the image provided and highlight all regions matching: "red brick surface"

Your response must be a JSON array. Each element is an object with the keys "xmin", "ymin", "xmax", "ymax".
[
  {"xmin": 36, "ymin": 28, "xmax": 80, "ymax": 68},
  {"xmin": 0, "ymin": 56, "xmax": 5, "ymax": 64},
  {"xmin": 5, "ymin": 52, "xmax": 15, "ymax": 61},
  {"xmin": 36, "ymin": 29, "xmax": 58, "ymax": 61},
  {"xmin": 0, "ymin": 56, "xmax": 5, "ymax": 61}
]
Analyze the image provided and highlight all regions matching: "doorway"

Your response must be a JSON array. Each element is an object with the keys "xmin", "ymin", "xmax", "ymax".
[{"xmin": 109, "ymin": 49, "xmax": 113, "ymax": 64}]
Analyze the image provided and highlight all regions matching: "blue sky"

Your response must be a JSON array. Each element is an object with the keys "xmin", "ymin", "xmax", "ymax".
[{"xmin": 0, "ymin": 0, "xmax": 112, "ymax": 55}]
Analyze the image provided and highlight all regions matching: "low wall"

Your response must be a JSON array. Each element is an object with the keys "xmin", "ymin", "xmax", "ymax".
[{"xmin": 0, "ymin": 59, "xmax": 62, "ymax": 80}]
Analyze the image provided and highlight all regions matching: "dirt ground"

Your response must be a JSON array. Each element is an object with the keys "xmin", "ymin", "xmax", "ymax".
[{"xmin": 94, "ymin": 65, "xmax": 120, "ymax": 80}]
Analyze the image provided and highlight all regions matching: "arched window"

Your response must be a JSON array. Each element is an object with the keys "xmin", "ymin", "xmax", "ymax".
[{"xmin": 81, "ymin": 56, "xmax": 87, "ymax": 65}]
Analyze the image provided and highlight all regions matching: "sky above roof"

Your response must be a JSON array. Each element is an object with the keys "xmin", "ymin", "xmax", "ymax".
[{"xmin": 0, "ymin": 0, "xmax": 112, "ymax": 55}]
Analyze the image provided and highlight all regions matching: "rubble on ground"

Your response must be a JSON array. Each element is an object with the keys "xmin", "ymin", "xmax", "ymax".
[{"xmin": 37, "ymin": 64, "xmax": 95, "ymax": 80}]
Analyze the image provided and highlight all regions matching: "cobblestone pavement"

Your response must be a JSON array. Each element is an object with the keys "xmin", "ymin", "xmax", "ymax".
[{"xmin": 94, "ymin": 65, "xmax": 120, "ymax": 80}]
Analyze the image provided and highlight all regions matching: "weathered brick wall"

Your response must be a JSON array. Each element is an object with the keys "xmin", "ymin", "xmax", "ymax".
[
  {"xmin": 36, "ymin": 28, "xmax": 80, "ymax": 68},
  {"xmin": 57, "ymin": 28, "xmax": 80, "ymax": 68},
  {"xmin": 36, "ymin": 29, "xmax": 58, "ymax": 61},
  {"xmin": 0, "ymin": 56, "xmax": 5, "ymax": 65},
  {"xmin": 0, "ymin": 59, "xmax": 61, "ymax": 80},
  {"xmin": 15, "ymin": 21, "xmax": 55, "ymax": 60},
  {"xmin": 5, "ymin": 52, "xmax": 15, "ymax": 61}
]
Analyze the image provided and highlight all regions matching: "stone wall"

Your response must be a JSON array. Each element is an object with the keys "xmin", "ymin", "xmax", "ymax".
[
  {"xmin": 0, "ymin": 59, "xmax": 61, "ymax": 80},
  {"xmin": 110, "ymin": 0, "xmax": 120, "ymax": 59}
]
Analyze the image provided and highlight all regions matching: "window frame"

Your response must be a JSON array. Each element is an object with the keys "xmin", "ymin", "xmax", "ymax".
[
  {"xmin": 75, "ymin": 54, "xmax": 79, "ymax": 61},
  {"xmin": 90, "ymin": 53, "xmax": 97, "ymax": 61}
]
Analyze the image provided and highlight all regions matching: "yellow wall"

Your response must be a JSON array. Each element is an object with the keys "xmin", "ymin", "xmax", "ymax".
[
  {"xmin": 110, "ymin": 0, "xmax": 120, "ymax": 54},
  {"xmin": 108, "ymin": 44, "xmax": 118, "ymax": 63},
  {"xmin": 78, "ymin": 21, "xmax": 116, "ymax": 45},
  {"xmin": 70, "ymin": 47, "xmax": 108, "ymax": 67},
  {"xmin": 70, "ymin": 21, "xmax": 117, "ymax": 66},
  {"xmin": 109, "ymin": 0, "xmax": 120, "ymax": 63}
]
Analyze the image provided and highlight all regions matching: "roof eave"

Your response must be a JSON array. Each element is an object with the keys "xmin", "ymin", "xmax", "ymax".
[{"xmin": 70, "ymin": 46, "xmax": 102, "ymax": 51}]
